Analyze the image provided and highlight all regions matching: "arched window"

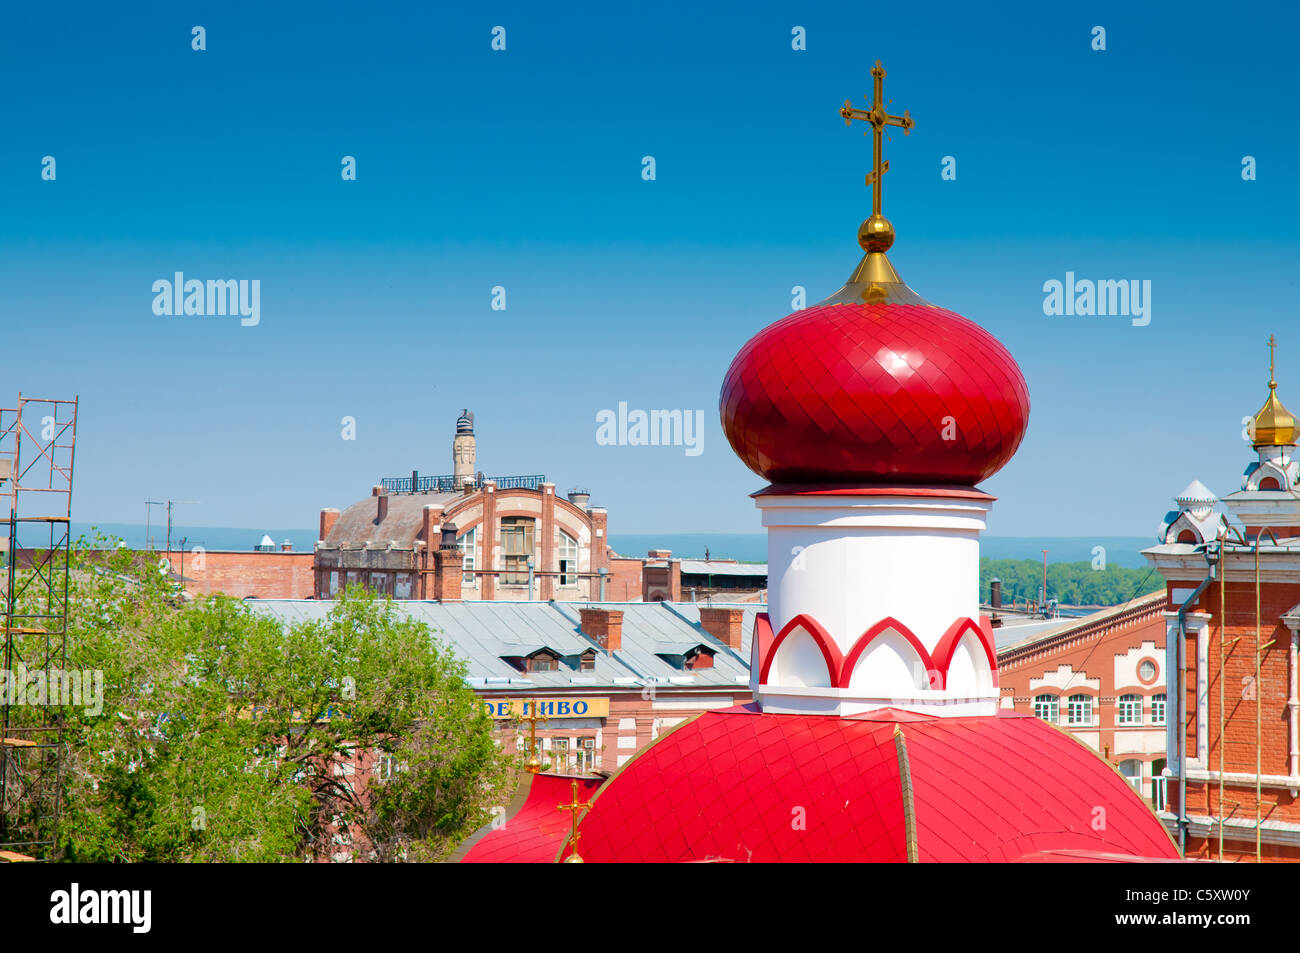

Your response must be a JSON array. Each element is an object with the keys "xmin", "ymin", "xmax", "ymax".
[
  {"xmin": 1117, "ymin": 693, "xmax": 1142, "ymax": 725},
  {"xmin": 1033, "ymin": 694, "xmax": 1059, "ymax": 724},
  {"xmin": 1067, "ymin": 693, "xmax": 1093, "ymax": 725},
  {"xmin": 1118, "ymin": 758, "xmax": 1143, "ymax": 791},
  {"xmin": 457, "ymin": 527, "xmax": 477, "ymax": 587},
  {"xmin": 1176, "ymin": 530, "xmax": 1197, "ymax": 544},
  {"xmin": 558, "ymin": 531, "xmax": 579, "ymax": 586},
  {"xmin": 1260, "ymin": 476, "xmax": 1281, "ymax": 490},
  {"xmin": 1151, "ymin": 693, "xmax": 1167, "ymax": 725}
]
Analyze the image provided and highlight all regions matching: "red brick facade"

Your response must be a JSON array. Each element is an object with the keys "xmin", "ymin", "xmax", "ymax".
[
  {"xmin": 163, "ymin": 548, "xmax": 315, "ymax": 599},
  {"xmin": 315, "ymin": 482, "xmax": 612, "ymax": 602},
  {"xmin": 998, "ymin": 592, "xmax": 1170, "ymax": 810},
  {"xmin": 1171, "ymin": 580, "xmax": 1300, "ymax": 862}
]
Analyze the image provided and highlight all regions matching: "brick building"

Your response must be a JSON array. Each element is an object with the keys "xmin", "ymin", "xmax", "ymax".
[
  {"xmin": 161, "ymin": 543, "xmax": 315, "ymax": 599},
  {"xmin": 608, "ymin": 548, "xmax": 767, "ymax": 603},
  {"xmin": 1143, "ymin": 342, "xmax": 1300, "ymax": 861},
  {"xmin": 997, "ymin": 591, "xmax": 1169, "ymax": 811},
  {"xmin": 314, "ymin": 411, "xmax": 611, "ymax": 602}
]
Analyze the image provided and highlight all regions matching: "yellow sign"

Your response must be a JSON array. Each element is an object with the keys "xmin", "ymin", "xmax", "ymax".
[{"xmin": 482, "ymin": 697, "xmax": 609, "ymax": 720}]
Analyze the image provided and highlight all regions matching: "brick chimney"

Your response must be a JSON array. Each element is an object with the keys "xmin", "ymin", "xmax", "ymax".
[
  {"xmin": 319, "ymin": 508, "xmax": 340, "ymax": 542},
  {"xmin": 373, "ymin": 485, "xmax": 387, "ymax": 524},
  {"xmin": 280, "ymin": 540, "xmax": 293, "ymax": 552},
  {"xmin": 580, "ymin": 607, "xmax": 623, "ymax": 653},
  {"xmin": 420, "ymin": 504, "xmax": 443, "ymax": 547},
  {"xmin": 698, "ymin": 607, "xmax": 744, "ymax": 651},
  {"xmin": 417, "ymin": 505, "xmax": 443, "ymax": 599},
  {"xmin": 432, "ymin": 521, "xmax": 463, "ymax": 602},
  {"xmin": 642, "ymin": 552, "xmax": 681, "ymax": 602}
]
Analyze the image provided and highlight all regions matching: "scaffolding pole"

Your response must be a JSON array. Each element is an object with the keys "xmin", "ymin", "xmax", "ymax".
[{"xmin": 0, "ymin": 394, "xmax": 77, "ymax": 861}]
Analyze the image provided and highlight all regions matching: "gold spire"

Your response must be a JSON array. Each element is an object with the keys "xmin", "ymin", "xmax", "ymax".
[
  {"xmin": 821, "ymin": 60, "xmax": 931, "ymax": 307},
  {"xmin": 1252, "ymin": 335, "xmax": 1298, "ymax": 448}
]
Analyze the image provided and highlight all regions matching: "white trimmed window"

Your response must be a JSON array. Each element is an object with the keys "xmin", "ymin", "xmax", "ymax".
[
  {"xmin": 1033, "ymin": 694, "xmax": 1059, "ymax": 723},
  {"xmin": 1067, "ymin": 693, "xmax": 1093, "ymax": 725},
  {"xmin": 1151, "ymin": 693, "xmax": 1167, "ymax": 725},
  {"xmin": 1118, "ymin": 758, "xmax": 1143, "ymax": 792},
  {"xmin": 1151, "ymin": 757, "xmax": 1168, "ymax": 811},
  {"xmin": 552, "ymin": 737, "xmax": 570, "ymax": 772},
  {"xmin": 374, "ymin": 753, "xmax": 400, "ymax": 782},
  {"xmin": 457, "ymin": 527, "xmax": 477, "ymax": 587},
  {"xmin": 1118, "ymin": 693, "xmax": 1142, "ymax": 725},
  {"xmin": 577, "ymin": 736, "xmax": 597, "ymax": 772},
  {"xmin": 558, "ymin": 531, "xmax": 579, "ymax": 586}
]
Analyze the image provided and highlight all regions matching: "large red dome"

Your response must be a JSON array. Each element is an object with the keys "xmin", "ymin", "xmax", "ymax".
[
  {"xmin": 720, "ymin": 301, "xmax": 1030, "ymax": 485},
  {"xmin": 561, "ymin": 707, "xmax": 1178, "ymax": 863}
]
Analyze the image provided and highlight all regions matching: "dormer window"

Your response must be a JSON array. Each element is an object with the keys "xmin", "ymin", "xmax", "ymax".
[
  {"xmin": 580, "ymin": 649, "xmax": 596, "ymax": 672},
  {"xmin": 500, "ymin": 648, "xmax": 561, "ymax": 673},
  {"xmin": 525, "ymin": 649, "xmax": 559, "ymax": 673},
  {"xmin": 684, "ymin": 646, "xmax": 715, "ymax": 670}
]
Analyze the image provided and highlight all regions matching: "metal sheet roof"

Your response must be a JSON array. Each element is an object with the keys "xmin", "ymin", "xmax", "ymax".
[
  {"xmin": 245, "ymin": 599, "xmax": 756, "ymax": 690},
  {"xmin": 678, "ymin": 560, "xmax": 767, "ymax": 577}
]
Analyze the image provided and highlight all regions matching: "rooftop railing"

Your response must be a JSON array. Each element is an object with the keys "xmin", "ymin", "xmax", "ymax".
[{"xmin": 380, "ymin": 473, "xmax": 548, "ymax": 494}]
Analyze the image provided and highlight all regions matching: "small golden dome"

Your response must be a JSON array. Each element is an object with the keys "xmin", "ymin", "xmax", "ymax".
[{"xmin": 1253, "ymin": 335, "xmax": 1298, "ymax": 447}]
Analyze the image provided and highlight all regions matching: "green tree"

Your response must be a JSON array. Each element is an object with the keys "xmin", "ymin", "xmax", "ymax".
[{"xmin": 8, "ymin": 535, "xmax": 512, "ymax": 861}]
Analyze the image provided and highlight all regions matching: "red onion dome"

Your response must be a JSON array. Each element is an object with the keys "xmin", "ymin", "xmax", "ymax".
[{"xmin": 720, "ymin": 295, "xmax": 1030, "ymax": 485}]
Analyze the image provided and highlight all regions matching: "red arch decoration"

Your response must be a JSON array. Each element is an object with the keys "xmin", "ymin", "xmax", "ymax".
[
  {"xmin": 757, "ymin": 614, "xmax": 999, "ymax": 693},
  {"xmin": 838, "ymin": 617, "xmax": 936, "ymax": 689},
  {"xmin": 759, "ymin": 613, "xmax": 843, "ymax": 687},
  {"xmin": 931, "ymin": 617, "xmax": 997, "ymax": 690}
]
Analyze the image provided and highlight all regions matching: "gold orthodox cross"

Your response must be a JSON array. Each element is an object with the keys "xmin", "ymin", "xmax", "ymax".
[
  {"xmin": 556, "ymin": 779, "xmax": 591, "ymax": 863},
  {"xmin": 521, "ymin": 698, "xmax": 544, "ymax": 774},
  {"xmin": 1269, "ymin": 334, "xmax": 1278, "ymax": 386},
  {"xmin": 840, "ymin": 60, "xmax": 914, "ymax": 218}
]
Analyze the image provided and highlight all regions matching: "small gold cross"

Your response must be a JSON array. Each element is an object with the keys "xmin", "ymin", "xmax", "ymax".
[{"xmin": 556, "ymin": 779, "xmax": 591, "ymax": 863}]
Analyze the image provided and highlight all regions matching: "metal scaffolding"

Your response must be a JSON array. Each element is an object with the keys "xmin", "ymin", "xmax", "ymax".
[{"xmin": 0, "ymin": 394, "xmax": 77, "ymax": 861}]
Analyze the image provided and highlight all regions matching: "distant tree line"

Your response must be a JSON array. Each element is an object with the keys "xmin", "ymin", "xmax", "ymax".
[{"xmin": 978, "ymin": 558, "xmax": 1161, "ymax": 608}]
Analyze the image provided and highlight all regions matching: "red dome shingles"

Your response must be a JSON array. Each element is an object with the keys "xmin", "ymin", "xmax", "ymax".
[
  {"xmin": 460, "ymin": 774, "xmax": 603, "ymax": 864},
  {"xmin": 563, "ymin": 708, "xmax": 1178, "ymax": 863},
  {"xmin": 568, "ymin": 710, "xmax": 911, "ymax": 863},
  {"xmin": 720, "ymin": 302, "xmax": 1030, "ymax": 485},
  {"xmin": 902, "ymin": 717, "xmax": 1177, "ymax": 862}
]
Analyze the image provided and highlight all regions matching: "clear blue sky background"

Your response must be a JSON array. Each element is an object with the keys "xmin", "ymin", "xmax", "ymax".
[{"xmin": 3, "ymin": 1, "xmax": 1297, "ymax": 539}]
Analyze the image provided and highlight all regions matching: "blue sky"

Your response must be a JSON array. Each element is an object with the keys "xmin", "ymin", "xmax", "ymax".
[{"xmin": 2, "ymin": 1, "xmax": 1297, "ymax": 539}]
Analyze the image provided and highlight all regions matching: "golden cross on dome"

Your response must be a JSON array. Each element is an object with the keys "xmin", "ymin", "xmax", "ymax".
[
  {"xmin": 1269, "ymin": 334, "xmax": 1278, "ymax": 387},
  {"xmin": 520, "ymin": 698, "xmax": 544, "ymax": 774},
  {"xmin": 840, "ymin": 60, "xmax": 914, "ymax": 224},
  {"xmin": 556, "ymin": 779, "xmax": 591, "ymax": 863}
]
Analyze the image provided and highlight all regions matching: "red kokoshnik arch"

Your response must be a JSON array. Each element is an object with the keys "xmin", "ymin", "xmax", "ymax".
[{"xmin": 720, "ymin": 301, "xmax": 1031, "ymax": 485}]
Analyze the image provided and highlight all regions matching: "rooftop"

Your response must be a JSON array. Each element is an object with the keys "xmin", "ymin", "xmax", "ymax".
[{"xmin": 245, "ymin": 599, "xmax": 758, "ymax": 692}]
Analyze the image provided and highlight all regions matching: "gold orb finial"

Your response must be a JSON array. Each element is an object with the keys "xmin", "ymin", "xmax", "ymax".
[{"xmin": 858, "ymin": 213, "xmax": 895, "ymax": 253}]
